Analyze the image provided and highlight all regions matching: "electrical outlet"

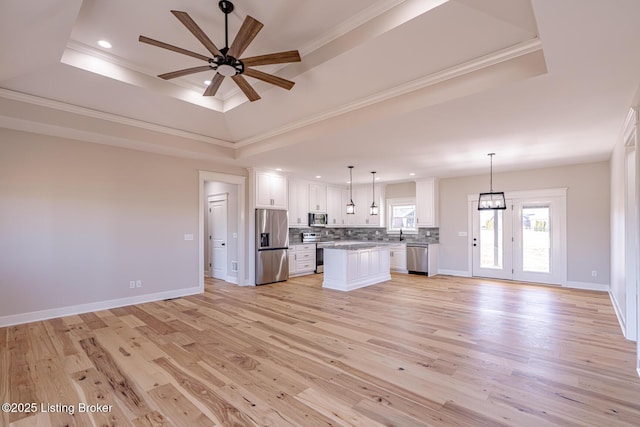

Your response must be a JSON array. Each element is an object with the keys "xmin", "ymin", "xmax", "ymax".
[
  {"xmin": 129, "ymin": 281, "xmax": 135, "ymax": 289},
  {"xmin": 591, "ymin": 270, "xmax": 597, "ymax": 277},
  {"xmin": 136, "ymin": 280, "xmax": 142, "ymax": 288}
]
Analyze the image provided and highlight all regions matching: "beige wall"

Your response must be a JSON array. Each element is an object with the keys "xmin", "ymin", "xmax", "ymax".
[
  {"xmin": 439, "ymin": 161, "xmax": 610, "ymax": 285},
  {"xmin": 0, "ymin": 128, "xmax": 245, "ymax": 323}
]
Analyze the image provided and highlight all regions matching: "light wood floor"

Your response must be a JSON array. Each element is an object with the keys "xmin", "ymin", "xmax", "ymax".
[{"xmin": 2, "ymin": 274, "xmax": 640, "ymax": 426}]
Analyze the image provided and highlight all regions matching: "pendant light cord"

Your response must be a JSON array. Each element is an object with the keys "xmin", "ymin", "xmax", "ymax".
[{"xmin": 488, "ymin": 153, "xmax": 495, "ymax": 192}]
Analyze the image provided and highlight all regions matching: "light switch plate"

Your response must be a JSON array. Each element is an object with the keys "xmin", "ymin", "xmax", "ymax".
[{"xmin": 184, "ymin": 234, "xmax": 194, "ymax": 241}]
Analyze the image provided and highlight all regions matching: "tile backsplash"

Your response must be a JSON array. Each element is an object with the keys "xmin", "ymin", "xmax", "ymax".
[{"xmin": 289, "ymin": 227, "xmax": 439, "ymax": 244}]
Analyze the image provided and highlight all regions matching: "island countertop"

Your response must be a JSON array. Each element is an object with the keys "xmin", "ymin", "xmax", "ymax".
[{"xmin": 323, "ymin": 242, "xmax": 398, "ymax": 251}]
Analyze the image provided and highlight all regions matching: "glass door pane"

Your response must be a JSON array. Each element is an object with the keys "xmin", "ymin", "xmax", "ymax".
[
  {"xmin": 480, "ymin": 209, "xmax": 503, "ymax": 269},
  {"xmin": 473, "ymin": 201, "xmax": 512, "ymax": 280},
  {"xmin": 522, "ymin": 206, "xmax": 550, "ymax": 273}
]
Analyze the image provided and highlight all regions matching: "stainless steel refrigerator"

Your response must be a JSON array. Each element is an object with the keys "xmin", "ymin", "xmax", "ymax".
[{"xmin": 255, "ymin": 208, "xmax": 289, "ymax": 285}]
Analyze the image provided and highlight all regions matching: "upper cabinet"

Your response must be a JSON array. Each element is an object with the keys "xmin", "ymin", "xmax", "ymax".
[
  {"xmin": 308, "ymin": 183, "xmax": 327, "ymax": 213},
  {"xmin": 255, "ymin": 169, "xmax": 288, "ymax": 209},
  {"xmin": 326, "ymin": 186, "xmax": 345, "ymax": 226},
  {"xmin": 341, "ymin": 184, "xmax": 384, "ymax": 227},
  {"xmin": 289, "ymin": 178, "xmax": 309, "ymax": 227},
  {"xmin": 415, "ymin": 178, "xmax": 438, "ymax": 227}
]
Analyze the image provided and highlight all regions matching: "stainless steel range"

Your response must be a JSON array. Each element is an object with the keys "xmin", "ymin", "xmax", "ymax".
[{"xmin": 302, "ymin": 232, "xmax": 334, "ymax": 273}]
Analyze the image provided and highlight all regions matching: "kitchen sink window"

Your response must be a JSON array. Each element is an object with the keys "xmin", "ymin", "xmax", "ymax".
[{"xmin": 387, "ymin": 198, "xmax": 417, "ymax": 233}]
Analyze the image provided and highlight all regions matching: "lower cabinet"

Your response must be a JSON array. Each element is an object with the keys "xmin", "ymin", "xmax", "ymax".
[
  {"xmin": 389, "ymin": 244, "xmax": 407, "ymax": 273},
  {"xmin": 289, "ymin": 244, "xmax": 316, "ymax": 277}
]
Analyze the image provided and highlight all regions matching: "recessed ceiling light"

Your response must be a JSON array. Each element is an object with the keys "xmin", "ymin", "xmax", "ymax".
[
  {"xmin": 375, "ymin": 177, "xmax": 380, "ymax": 180},
  {"xmin": 315, "ymin": 175, "xmax": 322, "ymax": 179},
  {"xmin": 204, "ymin": 80, "xmax": 212, "ymax": 86},
  {"xmin": 98, "ymin": 40, "xmax": 112, "ymax": 49},
  {"xmin": 276, "ymin": 168, "xmax": 282, "ymax": 171},
  {"xmin": 409, "ymin": 172, "xmax": 415, "ymax": 176}
]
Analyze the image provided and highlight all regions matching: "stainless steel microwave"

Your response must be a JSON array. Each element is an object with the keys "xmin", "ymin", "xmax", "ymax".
[{"xmin": 308, "ymin": 212, "xmax": 328, "ymax": 227}]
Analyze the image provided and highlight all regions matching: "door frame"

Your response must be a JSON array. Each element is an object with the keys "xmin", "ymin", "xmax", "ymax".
[
  {"xmin": 198, "ymin": 171, "xmax": 246, "ymax": 290},
  {"xmin": 467, "ymin": 188, "xmax": 567, "ymax": 286}
]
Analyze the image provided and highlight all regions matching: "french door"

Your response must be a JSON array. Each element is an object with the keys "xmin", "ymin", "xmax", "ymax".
[{"xmin": 472, "ymin": 192, "xmax": 566, "ymax": 285}]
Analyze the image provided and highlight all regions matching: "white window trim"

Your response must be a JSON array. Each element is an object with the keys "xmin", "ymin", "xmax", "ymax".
[{"xmin": 386, "ymin": 197, "xmax": 418, "ymax": 234}]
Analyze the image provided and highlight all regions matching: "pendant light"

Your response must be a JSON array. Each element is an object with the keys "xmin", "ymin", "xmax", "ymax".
[
  {"xmin": 369, "ymin": 171, "xmax": 379, "ymax": 215},
  {"xmin": 478, "ymin": 153, "xmax": 506, "ymax": 210},
  {"xmin": 346, "ymin": 166, "xmax": 355, "ymax": 214}
]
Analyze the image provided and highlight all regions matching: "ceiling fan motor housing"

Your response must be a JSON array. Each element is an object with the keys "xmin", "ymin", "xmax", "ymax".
[
  {"xmin": 218, "ymin": 1, "xmax": 234, "ymax": 14},
  {"xmin": 209, "ymin": 51, "xmax": 244, "ymax": 76}
]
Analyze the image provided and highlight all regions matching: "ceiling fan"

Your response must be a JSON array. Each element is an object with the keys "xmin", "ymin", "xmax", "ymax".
[{"xmin": 139, "ymin": 0, "xmax": 301, "ymax": 102}]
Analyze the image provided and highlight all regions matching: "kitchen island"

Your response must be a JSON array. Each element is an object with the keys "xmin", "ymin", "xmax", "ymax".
[{"xmin": 322, "ymin": 243, "xmax": 391, "ymax": 291}]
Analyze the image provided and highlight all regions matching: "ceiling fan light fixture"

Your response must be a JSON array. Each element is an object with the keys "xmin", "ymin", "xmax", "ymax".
[{"xmin": 217, "ymin": 64, "xmax": 237, "ymax": 77}]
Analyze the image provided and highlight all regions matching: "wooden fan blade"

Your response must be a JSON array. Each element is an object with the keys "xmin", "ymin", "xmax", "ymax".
[
  {"xmin": 231, "ymin": 74, "xmax": 261, "ymax": 102},
  {"xmin": 241, "ymin": 50, "xmax": 301, "ymax": 67},
  {"xmin": 228, "ymin": 15, "xmax": 263, "ymax": 58},
  {"xmin": 158, "ymin": 65, "xmax": 213, "ymax": 80},
  {"xmin": 244, "ymin": 68, "xmax": 295, "ymax": 90},
  {"xmin": 204, "ymin": 73, "xmax": 225, "ymax": 96},
  {"xmin": 139, "ymin": 35, "xmax": 210, "ymax": 62},
  {"xmin": 171, "ymin": 10, "xmax": 221, "ymax": 57}
]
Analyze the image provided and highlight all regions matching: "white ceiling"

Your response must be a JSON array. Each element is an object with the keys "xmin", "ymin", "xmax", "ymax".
[{"xmin": 1, "ymin": 0, "xmax": 640, "ymax": 185}]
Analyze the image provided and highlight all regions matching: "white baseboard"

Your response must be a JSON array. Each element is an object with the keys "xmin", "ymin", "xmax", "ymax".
[
  {"xmin": 225, "ymin": 275, "xmax": 239, "ymax": 285},
  {"xmin": 438, "ymin": 269, "xmax": 471, "ymax": 277},
  {"xmin": 0, "ymin": 286, "xmax": 203, "ymax": 328},
  {"xmin": 564, "ymin": 281, "xmax": 609, "ymax": 292},
  {"xmin": 609, "ymin": 290, "xmax": 628, "ymax": 338}
]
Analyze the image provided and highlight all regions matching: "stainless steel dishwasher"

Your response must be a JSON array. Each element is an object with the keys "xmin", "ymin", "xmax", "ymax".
[{"xmin": 406, "ymin": 243, "xmax": 429, "ymax": 275}]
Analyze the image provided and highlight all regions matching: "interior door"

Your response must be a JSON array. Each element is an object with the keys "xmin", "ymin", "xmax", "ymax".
[
  {"xmin": 472, "ymin": 201, "xmax": 513, "ymax": 280},
  {"xmin": 209, "ymin": 198, "xmax": 227, "ymax": 280}
]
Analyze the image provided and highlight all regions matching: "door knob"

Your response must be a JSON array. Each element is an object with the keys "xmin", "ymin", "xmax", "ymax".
[{"xmin": 222, "ymin": 243, "xmax": 226, "ymax": 246}]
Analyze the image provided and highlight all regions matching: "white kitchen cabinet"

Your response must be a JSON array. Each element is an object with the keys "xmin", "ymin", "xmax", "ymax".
[
  {"xmin": 350, "ymin": 184, "xmax": 384, "ymax": 227},
  {"xmin": 289, "ymin": 178, "xmax": 309, "ymax": 227},
  {"xmin": 389, "ymin": 244, "xmax": 407, "ymax": 272},
  {"xmin": 326, "ymin": 185, "xmax": 345, "ymax": 226},
  {"xmin": 255, "ymin": 170, "xmax": 288, "ymax": 209},
  {"xmin": 308, "ymin": 183, "xmax": 327, "ymax": 213},
  {"xmin": 416, "ymin": 178, "xmax": 438, "ymax": 227},
  {"xmin": 289, "ymin": 243, "xmax": 316, "ymax": 276}
]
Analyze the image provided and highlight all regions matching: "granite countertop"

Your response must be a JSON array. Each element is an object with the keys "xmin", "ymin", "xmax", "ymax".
[{"xmin": 323, "ymin": 242, "xmax": 396, "ymax": 251}]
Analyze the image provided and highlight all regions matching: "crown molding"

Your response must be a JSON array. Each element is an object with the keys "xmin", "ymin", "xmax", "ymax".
[
  {"xmin": 298, "ymin": 0, "xmax": 411, "ymax": 57},
  {"xmin": 0, "ymin": 88, "xmax": 235, "ymax": 148}
]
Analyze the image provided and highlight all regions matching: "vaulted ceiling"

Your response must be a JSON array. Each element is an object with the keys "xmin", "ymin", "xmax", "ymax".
[{"xmin": 1, "ymin": 0, "xmax": 640, "ymax": 184}]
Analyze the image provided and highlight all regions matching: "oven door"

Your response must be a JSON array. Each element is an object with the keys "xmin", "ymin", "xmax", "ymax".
[{"xmin": 315, "ymin": 245, "xmax": 324, "ymax": 273}]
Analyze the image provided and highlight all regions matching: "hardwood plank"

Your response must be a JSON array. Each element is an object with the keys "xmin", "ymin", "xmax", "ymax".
[
  {"xmin": 6, "ymin": 324, "xmax": 38, "ymax": 424},
  {"xmin": 148, "ymin": 383, "xmax": 215, "ymax": 427},
  {"xmin": 153, "ymin": 357, "xmax": 257, "ymax": 426},
  {"xmin": 3, "ymin": 274, "xmax": 640, "ymax": 426},
  {"xmin": 71, "ymin": 367, "xmax": 131, "ymax": 426},
  {"xmin": 78, "ymin": 312, "xmax": 108, "ymax": 330},
  {"xmin": 0, "ymin": 326, "xmax": 8, "ymax": 427},
  {"xmin": 79, "ymin": 336, "xmax": 151, "ymax": 417}
]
